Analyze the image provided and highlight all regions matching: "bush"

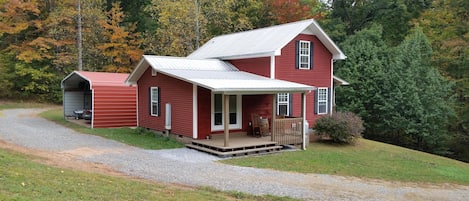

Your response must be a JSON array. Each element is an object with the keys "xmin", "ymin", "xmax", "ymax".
[{"xmin": 313, "ymin": 112, "xmax": 364, "ymax": 144}]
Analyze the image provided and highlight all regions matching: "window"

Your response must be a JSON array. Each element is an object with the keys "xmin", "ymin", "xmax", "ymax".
[
  {"xmin": 150, "ymin": 87, "xmax": 159, "ymax": 116},
  {"xmin": 299, "ymin": 41, "xmax": 310, "ymax": 69},
  {"xmin": 212, "ymin": 94, "xmax": 242, "ymax": 131},
  {"xmin": 277, "ymin": 93, "xmax": 290, "ymax": 116},
  {"xmin": 317, "ymin": 88, "xmax": 328, "ymax": 114}
]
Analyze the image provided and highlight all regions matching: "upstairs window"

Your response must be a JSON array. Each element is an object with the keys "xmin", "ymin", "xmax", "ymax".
[
  {"xmin": 299, "ymin": 41, "xmax": 310, "ymax": 69},
  {"xmin": 296, "ymin": 40, "xmax": 314, "ymax": 70}
]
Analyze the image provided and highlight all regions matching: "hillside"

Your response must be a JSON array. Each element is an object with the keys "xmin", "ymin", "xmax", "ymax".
[{"xmin": 223, "ymin": 139, "xmax": 469, "ymax": 185}]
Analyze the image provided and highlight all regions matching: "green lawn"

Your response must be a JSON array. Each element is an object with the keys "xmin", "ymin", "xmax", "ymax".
[
  {"xmin": 0, "ymin": 101, "xmax": 52, "ymax": 110},
  {"xmin": 40, "ymin": 108, "xmax": 184, "ymax": 150},
  {"xmin": 223, "ymin": 139, "xmax": 469, "ymax": 185},
  {"xmin": 0, "ymin": 148, "xmax": 295, "ymax": 201}
]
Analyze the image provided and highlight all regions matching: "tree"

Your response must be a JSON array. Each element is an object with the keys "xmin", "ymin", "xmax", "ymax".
[
  {"xmin": 382, "ymin": 28, "xmax": 454, "ymax": 152},
  {"xmin": 326, "ymin": 0, "xmax": 431, "ymax": 45},
  {"xmin": 105, "ymin": 0, "xmax": 156, "ymax": 33},
  {"xmin": 97, "ymin": 2, "xmax": 143, "ymax": 73},
  {"xmin": 80, "ymin": 0, "xmax": 107, "ymax": 71},
  {"xmin": 146, "ymin": 0, "xmax": 262, "ymax": 56},
  {"xmin": 414, "ymin": 0, "xmax": 469, "ymax": 160},
  {"xmin": 336, "ymin": 25, "xmax": 455, "ymax": 154},
  {"xmin": 0, "ymin": 0, "xmax": 64, "ymax": 102},
  {"xmin": 335, "ymin": 24, "xmax": 389, "ymax": 136},
  {"xmin": 264, "ymin": 0, "xmax": 323, "ymax": 24},
  {"xmin": 0, "ymin": 0, "xmax": 43, "ymax": 62}
]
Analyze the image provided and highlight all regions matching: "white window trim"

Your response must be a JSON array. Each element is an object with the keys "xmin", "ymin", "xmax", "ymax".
[
  {"xmin": 317, "ymin": 88, "xmax": 328, "ymax": 115},
  {"xmin": 277, "ymin": 93, "xmax": 289, "ymax": 116},
  {"xmin": 211, "ymin": 94, "xmax": 242, "ymax": 131},
  {"xmin": 299, "ymin": 40, "xmax": 310, "ymax": 70},
  {"xmin": 150, "ymin": 87, "xmax": 159, "ymax": 116}
]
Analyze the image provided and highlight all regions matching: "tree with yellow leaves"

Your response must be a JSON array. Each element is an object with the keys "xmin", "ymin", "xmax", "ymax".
[{"xmin": 97, "ymin": 2, "xmax": 143, "ymax": 73}]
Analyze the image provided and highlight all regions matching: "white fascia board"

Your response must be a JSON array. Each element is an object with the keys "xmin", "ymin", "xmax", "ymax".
[
  {"xmin": 125, "ymin": 57, "xmax": 148, "ymax": 85},
  {"xmin": 309, "ymin": 20, "xmax": 347, "ymax": 60},
  {"xmin": 218, "ymin": 51, "xmax": 276, "ymax": 60}
]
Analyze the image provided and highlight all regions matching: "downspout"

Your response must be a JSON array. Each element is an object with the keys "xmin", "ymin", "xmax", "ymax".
[
  {"xmin": 330, "ymin": 59, "xmax": 334, "ymax": 115},
  {"xmin": 301, "ymin": 92, "xmax": 307, "ymax": 150},
  {"xmin": 136, "ymin": 84, "xmax": 139, "ymax": 127}
]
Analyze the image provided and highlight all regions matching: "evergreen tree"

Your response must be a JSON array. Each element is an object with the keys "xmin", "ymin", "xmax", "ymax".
[{"xmin": 383, "ymin": 28, "xmax": 454, "ymax": 152}]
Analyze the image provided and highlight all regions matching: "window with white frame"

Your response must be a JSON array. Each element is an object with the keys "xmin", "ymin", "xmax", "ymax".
[
  {"xmin": 299, "ymin": 40, "xmax": 311, "ymax": 69},
  {"xmin": 212, "ymin": 94, "xmax": 242, "ymax": 131},
  {"xmin": 277, "ymin": 93, "xmax": 290, "ymax": 116},
  {"xmin": 317, "ymin": 88, "xmax": 328, "ymax": 114},
  {"xmin": 150, "ymin": 87, "xmax": 159, "ymax": 116}
]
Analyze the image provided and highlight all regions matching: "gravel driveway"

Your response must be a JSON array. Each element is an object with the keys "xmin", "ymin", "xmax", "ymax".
[{"xmin": 0, "ymin": 108, "xmax": 468, "ymax": 201}]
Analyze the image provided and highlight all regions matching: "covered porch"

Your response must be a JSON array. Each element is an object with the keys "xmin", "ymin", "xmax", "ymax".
[{"xmin": 187, "ymin": 90, "xmax": 310, "ymax": 157}]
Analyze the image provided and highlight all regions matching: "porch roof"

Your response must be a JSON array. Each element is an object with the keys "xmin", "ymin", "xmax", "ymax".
[{"xmin": 126, "ymin": 55, "xmax": 314, "ymax": 94}]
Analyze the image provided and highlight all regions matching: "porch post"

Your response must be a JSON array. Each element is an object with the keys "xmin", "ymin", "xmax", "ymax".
[
  {"xmin": 224, "ymin": 94, "xmax": 229, "ymax": 147},
  {"xmin": 301, "ymin": 92, "xmax": 307, "ymax": 150},
  {"xmin": 271, "ymin": 94, "xmax": 276, "ymax": 141}
]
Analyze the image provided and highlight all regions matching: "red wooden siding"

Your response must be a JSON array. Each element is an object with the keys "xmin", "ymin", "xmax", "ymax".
[
  {"xmin": 276, "ymin": 34, "xmax": 332, "ymax": 125},
  {"xmin": 197, "ymin": 87, "xmax": 211, "ymax": 139},
  {"xmin": 228, "ymin": 34, "xmax": 333, "ymax": 127},
  {"xmin": 92, "ymin": 86, "xmax": 137, "ymax": 128},
  {"xmin": 229, "ymin": 57, "xmax": 271, "ymax": 77},
  {"xmin": 242, "ymin": 95, "xmax": 272, "ymax": 133},
  {"xmin": 137, "ymin": 67, "xmax": 193, "ymax": 137}
]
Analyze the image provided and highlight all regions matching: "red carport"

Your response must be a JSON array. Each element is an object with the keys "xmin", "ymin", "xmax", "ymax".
[{"xmin": 61, "ymin": 71, "xmax": 137, "ymax": 128}]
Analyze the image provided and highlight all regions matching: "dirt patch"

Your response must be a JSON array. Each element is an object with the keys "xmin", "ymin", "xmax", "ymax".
[
  {"xmin": 60, "ymin": 147, "xmax": 128, "ymax": 157},
  {"xmin": 0, "ymin": 139, "xmax": 125, "ymax": 178}
]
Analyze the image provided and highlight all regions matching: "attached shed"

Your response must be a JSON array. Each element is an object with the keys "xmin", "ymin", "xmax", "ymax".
[{"xmin": 61, "ymin": 71, "xmax": 137, "ymax": 128}]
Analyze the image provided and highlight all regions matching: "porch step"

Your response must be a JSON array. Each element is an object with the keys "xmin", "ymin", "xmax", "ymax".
[
  {"xmin": 186, "ymin": 144, "xmax": 283, "ymax": 158},
  {"xmin": 191, "ymin": 140, "xmax": 278, "ymax": 152}
]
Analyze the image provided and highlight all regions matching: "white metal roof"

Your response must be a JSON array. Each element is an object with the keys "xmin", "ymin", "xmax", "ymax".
[
  {"xmin": 188, "ymin": 19, "xmax": 346, "ymax": 60},
  {"xmin": 143, "ymin": 55, "xmax": 237, "ymax": 71},
  {"xmin": 126, "ymin": 56, "xmax": 314, "ymax": 94}
]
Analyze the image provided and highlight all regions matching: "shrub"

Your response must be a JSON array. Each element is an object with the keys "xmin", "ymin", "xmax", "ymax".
[{"xmin": 313, "ymin": 111, "xmax": 364, "ymax": 144}]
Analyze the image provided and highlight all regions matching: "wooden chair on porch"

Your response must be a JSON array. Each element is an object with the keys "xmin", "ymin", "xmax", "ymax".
[
  {"xmin": 251, "ymin": 113, "xmax": 270, "ymax": 137},
  {"xmin": 251, "ymin": 113, "xmax": 262, "ymax": 137}
]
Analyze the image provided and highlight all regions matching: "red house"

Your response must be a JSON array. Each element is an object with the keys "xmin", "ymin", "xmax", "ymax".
[{"xmin": 126, "ymin": 19, "xmax": 346, "ymax": 156}]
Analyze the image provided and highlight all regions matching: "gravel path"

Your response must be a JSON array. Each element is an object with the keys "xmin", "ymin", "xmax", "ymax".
[{"xmin": 0, "ymin": 108, "xmax": 468, "ymax": 201}]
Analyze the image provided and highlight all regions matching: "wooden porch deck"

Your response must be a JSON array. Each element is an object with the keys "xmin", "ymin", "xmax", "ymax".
[{"xmin": 186, "ymin": 133, "xmax": 283, "ymax": 157}]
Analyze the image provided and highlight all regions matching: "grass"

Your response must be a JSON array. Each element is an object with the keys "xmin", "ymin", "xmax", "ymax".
[
  {"xmin": 222, "ymin": 139, "xmax": 469, "ymax": 185},
  {"xmin": 39, "ymin": 108, "xmax": 184, "ymax": 150},
  {"xmin": 0, "ymin": 100, "xmax": 53, "ymax": 110},
  {"xmin": 0, "ymin": 148, "xmax": 296, "ymax": 201}
]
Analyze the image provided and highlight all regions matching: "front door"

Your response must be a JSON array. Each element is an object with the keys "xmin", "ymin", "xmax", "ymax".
[{"xmin": 211, "ymin": 94, "xmax": 242, "ymax": 131}]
